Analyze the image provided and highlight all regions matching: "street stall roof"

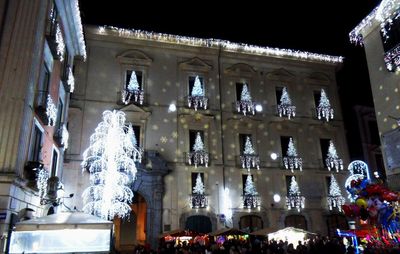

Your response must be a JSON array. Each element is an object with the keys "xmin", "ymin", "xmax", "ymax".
[
  {"xmin": 268, "ymin": 227, "xmax": 316, "ymax": 248},
  {"xmin": 208, "ymin": 228, "xmax": 248, "ymax": 236},
  {"xmin": 14, "ymin": 211, "xmax": 113, "ymax": 231},
  {"xmin": 159, "ymin": 229, "xmax": 198, "ymax": 238}
]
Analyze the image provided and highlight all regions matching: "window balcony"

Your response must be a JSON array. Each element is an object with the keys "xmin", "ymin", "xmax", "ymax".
[
  {"xmin": 242, "ymin": 194, "xmax": 261, "ymax": 209},
  {"xmin": 235, "ymin": 100, "xmax": 257, "ymax": 116},
  {"xmin": 277, "ymin": 104, "xmax": 296, "ymax": 119},
  {"xmin": 187, "ymin": 151, "xmax": 209, "ymax": 168},
  {"xmin": 187, "ymin": 95, "xmax": 208, "ymax": 111},
  {"xmin": 286, "ymin": 194, "xmax": 305, "ymax": 212},
  {"xmin": 190, "ymin": 193, "xmax": 208, "ymax": 209},
  {"xmin": 24, "ymin": 161, "xmax": 44, "ymax": 189},
  {"xmin": 121, "ymin": 88, "xmax": 144, "ymax": 105},
  {"xmin": 239, "ymin": 154, "xmax": 260, "ymax": 171},
  {"xmin": 61, "ymin": 65, "xmax": 75, "ymax": 93},
  {"xmin": 54, "ymin": 123, "xmax": 69, "ymax": 149},
  {"xmin": 283, "ymin": 155, "xmax": 303, "ymax": 172},
  {"xmin": 384, "ymin": 43, "xmax": 400, "ymax": 72}
]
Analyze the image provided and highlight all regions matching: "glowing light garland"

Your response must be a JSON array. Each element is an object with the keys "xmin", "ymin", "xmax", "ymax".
[
  {"xmin": 61, "ymin": 124, "xmax": 69, "ymax": 149},
  {"xmin": 325, "ymin": 140, "xmax": 343, "ymax": 172},
  {"xmin": 67, "ymin": 66, "xmax": 75, "ymax": 93},
  {"xmin": 240, "ymin": 136, "xmax": 260, "ymax": 171},
  {"xmin": 283, "ymin": 138, "xmax": 302, "ymax": 172},
  {"xmin": 286, "ymin": 176, "xmax": 305, "ymax": 212},
  {"xmin": 37, "ymin": 168, "xmax": 49, "ymax": 205},
  {"xmin": 97, "ymin": 26, "xmax": 343, "ymax": 64},
  {"xmin": 122, "ymin": 71, "xmax": 144, "ymax": 105},
  {"xmin": 81, "ymin": 110, "xmax": 142, "ymax": 220},
  {"xmin": 349, "ymin": 0, "xmax": 400, "ymax": 45},
  {"xmin": 190, "ymin": 173, "xmax": 207, "ymax": 209},
  {"xmin": 317, "ymin": 89, "xmax": 334, "ymax": 121},
  {"xmin": 236, "ymin": 83, "xmax": 256, "ymax": 116},
  {"xmin": 327, "ymin": 174, "xmax": 345, "ymax": 211},
  {"xmin": 188, "ymin": 76, "xmax": 208, "ymax": 111},
  {"xmin": 72, "ymin": 0, "xmax": 87, "ymax": 60},
  {"xmin": 46, "ymin": 95, "xmax": 57, "ymax": 127},
  {"xmin": 278, "ymin": 87, "xmax": 296, "ymax": 119},
  {"xmin": 55, "ymin": 24, "xmax": 65, "ymax": 62},
  {"xmin": 188, "ymin": 132, "xmax": 209, "ymax": 167},
  {"xmin": 243, "ymin": 174, "xmax": 260, "ymax": 209}
]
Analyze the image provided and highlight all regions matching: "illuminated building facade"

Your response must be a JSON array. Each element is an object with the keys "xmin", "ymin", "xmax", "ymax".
[{"xmin": 65, "ymin": 25, "xmax": 350, "ymax": 249}]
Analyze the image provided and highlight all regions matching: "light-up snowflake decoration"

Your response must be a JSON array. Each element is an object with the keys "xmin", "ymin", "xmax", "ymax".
[
  {"xmin": 122, "ymin": 71, "xmax": 144, "ymax": 105},
  {"xmin": 327, "ymin": 174, "xmax": 345, "ymax": 211},
  {"xmin": 240, "ymin": 136, "xmax": 260, "ymax": 171},
  {"xmin": 46, "ymin": 95, "xmax": 57, "ymax": 127},
  {"xmin": 283, "ymin": 138, "xmax": 302, "ymax": 172},
  {"xmin": 243, "ymin": 174, "xmax": 260, "ymax": 209},
  {"xmin": 345, "ymin": 160, "xmax": 370, "ymax": 201},
  {"xmin": 190, "ymin": 173, "xmax": 207, "ymax": 209},
  {"xmin": 37, "ymin": 168, "xmax": 49, "ymax": 205},
  {"xmin": 317, "ymin": 89, "xmax": 334, "ymax": 121},
  {"xmin": 188, "ymin": 76, "xmax": 208, "ymax": 111},
  {"xmin": 81, "ymin": 110, "xmax": 142, "ymax": 220},
  {"xmin": 188, "ymin": 132, "xmax": 209, "ymax": 167},
  {"xmin": 236, "ymin": 84, "xmax": 256, "ymax": 116},
  {"xmin": 325, "ymin": 141, "xmax": 343, "ymax": 172},
  {"xmin": 67, "ymin": 66, "xmax": 75, "ymax": 93},
  {"xmin": 286, "ymin": 176, "xmax": 305, "ymax": 212},
  {"xmin": 278, "ymin": 87, "xmax": 296, "ymax": 119},
  {"xmin": 55, "ymin": 23, "xmax": 65, "ymax": 62}
]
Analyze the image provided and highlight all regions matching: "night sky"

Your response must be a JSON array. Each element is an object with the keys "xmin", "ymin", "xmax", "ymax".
[{"xmin": 79, "ymin": 0, "xmax": 380, "ymax": 160}]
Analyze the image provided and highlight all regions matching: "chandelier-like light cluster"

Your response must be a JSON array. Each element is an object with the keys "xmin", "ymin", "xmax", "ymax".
[
  {"xmin": 188, "ymin": 132, "xmax": 209, "ymax": 167},
  {"xmin": 236, "ymin": 84, "xmax": 256, "ymax": 116},
  {"xmin": 327, "ymin": 174, "xmax": 345, "ymax": 211},
  {"xmin": 82, "ymin": 110, "xmax": 142, "ymax": 220},
  {"xmin": 55, "ymin": 23, "xmax": 65, "ymax": 62},
  {"xmin": 283, "ymin": 138, "xmax": 302, "ymax": 172},
  {"xmin": 37, "ymin": 168, "xmax": 49, "ymax": 205},
  {"xmin": 72, "ymin": 0, "xmax": 87, "ymax": 60},
  {"xmin": 325, "ymin": 141, "xmax": 343, "ymax": 172},
  {"xmin": 278, "ymin": 87, "xmax": 296, "ymax": 119},
  {"xmin": 67, "ymin": 66, "xmax": 75, "ymax": 93},
  {"xmin": 188, "ymin": 76, "xmax": 208, "ymax": 111},
  {"xmin": 240, "ymin": 136, "xmax": 260, "ymax": 171},
  {"xmin": 122, "ymin": 71, "xmax": 144, "ymax": 105},
  {"xmin": 46, "ymin": 95, "xmax": 57, "ymax": 127},
  {"xmin": 243, "ymin": 174, "xmax": 260, "ymax": 209},
  {"xmin": 98, "ymin": 26, "xmax": 343, "ymax": 64},
  {"xmin": 190, "ymin": 173, "xmax": 207, "ymax": 209},
  {"xmin": 286, "ymin": 176, "xmax": 305, "ymax": 212},
  {"xmin": 317, "ymin": 89, "xmax": 334, "ymax": 121}
]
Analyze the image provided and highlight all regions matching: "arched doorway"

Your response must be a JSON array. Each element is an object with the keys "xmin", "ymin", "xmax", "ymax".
[
  {"xmin": 239, "ymin": 215, "xmax": 263, "ymax": 233},
  {"xmin": 285, "ymin": 215, "xmax": 307, "ymax": 230},
  {"xmin": 326, "ymin": 214, "xmax": 348, "ymax": 237},
  {"xmin": 114, "ymin": 193, "xmax": 147, "ymax": 252},
  {"xmin": 185, "ymin": 215, "xmax": 212, "ymax": 233}
]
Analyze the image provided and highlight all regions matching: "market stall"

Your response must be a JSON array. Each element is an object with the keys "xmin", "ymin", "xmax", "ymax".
[
  {"xmin": 9, "ymin": 211, "xmax": 112, "ymax": 253},
  {"xmin": 209, "ymin": 228, "xmax": 249, "ymax": 244},
  {"xmin": 267, "ymin": 227, "xmax": 316, "ymax": 248}
]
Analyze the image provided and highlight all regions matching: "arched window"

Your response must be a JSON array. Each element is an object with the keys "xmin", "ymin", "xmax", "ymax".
[
  {"xmin": 326, "ymin": 214, "xmax": 348, "ymax": 237},
  {"xmin": 285, "ymin": 215, "xmax": 307, "ymax": 230},
  {"xmin": 185, "ymin": 215, "xmax": 212, "ymax": 234},
  {"xmin": 239, "ymin": 215, "xmax": 263, "ymax": 233}
]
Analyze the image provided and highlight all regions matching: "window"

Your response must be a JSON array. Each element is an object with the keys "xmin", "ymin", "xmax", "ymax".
[
  {"xmin": 239, "ymin": 215, "xmax": 263, "ymax": 233},
  {"xmin": 61, "ymin": 48, "xmax": 70, "ymax": 81},
  {"xmin": 381, "ymin": 17, "xmax": 400, "ymax": 53},
  {"xmin": 285, "ymin": 215, "xmax": 307, "ymax": 230},
  {"xmin": 188, "ymin": 76, "xmax": 204, "ymax": 95},
  {"xmin": 239, "ymin": 134, "xmax": 251, "ymax": 154},
  {"xmin": 275, "ymin": 87, "xmax": 283, "ymax": 104},
  {"xmin": 36, "ymin": 64, "xmax": 50, "ymax": 108},
  {"xmin": 189, "ymin": 130, "xmax": 204, "ymax": 152},
  {"xmin": 326, "ymin": 176, "xmax": 331, "ymax": 194},
  {"xmin": 29, "ymin": 122, "xmax": 44, "ymax": 162},
  {"xmin": 132, "ymin": 125, "xmax": 141, "ymax": 147},
  {"xmin": 56, "ymin": 99, "xmax": 63, "ymax": 130},
  {"xmin": 50, "ymin": 148, "xmax": 59, "ymax": 177},
  {"xmin": 320, "ymin": 138, "xmax": 330, "ymax": 168},
  {"xmin": 242, "ymin": 174, "xmax": 253, "ymax": 195},
  {"xmin": 45, "ymin": 1, "xmax": 58, "ymax": 37},
  {"xmin": 280, "ymin": 136, "xmax": 291, "ymax": 156},
  {"xmin": 125, "ymin": 70, "xmax": 143, "ymax": 90},
  {"xmin": 285, "ymin": 175, "xmax": 293, "ymax": 195},
  {"xmin": 326, "ymin": 214, "xmax": 348, "ymax": 237},
  {"xmin": 185, "ymin": 215, "xmax": 212, "ymax": 234},
  {"xmin": 313, "ymin": 90, "xmax": 320, "ymax": 108},
  {"xmin": 191, "ymin": 172, "xmax": 204, "ymax": 194}
]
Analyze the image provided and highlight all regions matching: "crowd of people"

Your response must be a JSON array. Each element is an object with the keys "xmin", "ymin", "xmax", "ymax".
[{"xmin": 128, "ymin": 236, "xmax": 399, "ymax": 254}]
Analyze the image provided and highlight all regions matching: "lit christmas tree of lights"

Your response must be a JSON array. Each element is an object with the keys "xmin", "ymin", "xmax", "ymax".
[
  {"xmin": 283, "ymin": 138, "xmax": 302, "ymax": 172},
  {"xmin": 188, "ymin": 76, "xmax": 208, "ymax": 111},
  {"xmin": 193, "ymin": 173, "xmax": 205, "ymax": 195},
  {"xmin": 278, "ymin": 87, "xmax": 296, "ymax": 119},
  {"xmin": 46, "ymin": 95, "xmax": 57, "ymax": 127},
  {"xmin": 325, "ymin": 140, "xmax": 343, "ymax": 172},
  {"xmin": 327, "ymin": 174, "xmax": 345, "ymax": 211},
  {"xmin": 241, "ymin": 136, "xmax": 260, "ymax": 170},
  {"xmin": 81, "ymin": 110, "xmax": 142, "ymax": 220},
  {"xmin": 317, "ymin": 89, "xmax": 334, "ymax": 121},
  {"xmin": 236, "ymin": 83, "xmax": 255, "ymax": 115},
  {"xmin": 286, "ymin": 176, "xmax": 305, "ymax": 212},
  {"xmin": 127, "ymin": 71, "xmax": 140, "ymax": 91},
  {"xmin": 244, "ymin": 174, "xmax": 258, "ymax": 196},
  {"xmin": 188, "ymin": 132, "xmax": 209, "ymax": 167},
  {"xmin": 122, "ymin": 71, "xmax": 144, "ymax": 105}
]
